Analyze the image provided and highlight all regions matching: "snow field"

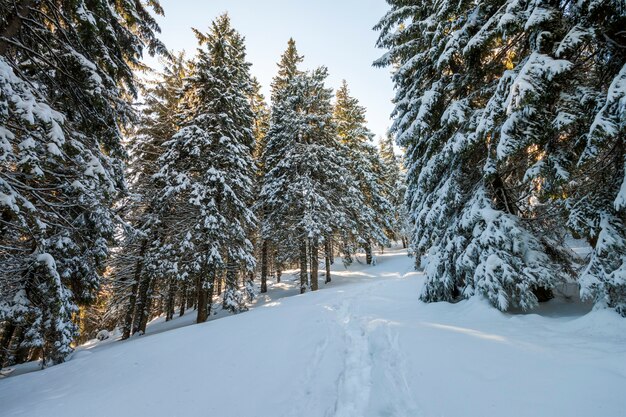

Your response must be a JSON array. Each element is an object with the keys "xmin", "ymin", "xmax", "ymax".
[{"xmin": 1, "ymin": 247, "xmax": 625, "ymax": 417}]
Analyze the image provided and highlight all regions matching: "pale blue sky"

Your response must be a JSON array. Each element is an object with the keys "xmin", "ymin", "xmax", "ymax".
[{"xmin": 144, "ymin": 0, "xmax": 394, "ymax": 140}]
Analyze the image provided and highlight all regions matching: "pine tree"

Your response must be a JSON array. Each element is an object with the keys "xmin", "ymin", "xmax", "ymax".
[
  {"xmin": 249, "ymin": 77, "xmax": 271, "ymax": 293},
  {"xmin": 270, "ymin": 38, "xmax": 304, "ymax": 102},
  {"xmin": 0, "ymin": 1, "xmax": 165, "ymax": 366},
  {"xmin": 375, "ymin": 0, "xmax": 573, "ymax": 311},
  {"xmin": 102, "ymin": 51, "xmax": 189, "ymax": 339},
  {"xmin": 561, "ymin": 4, "xmax": 626, "ymax": 315},
  {"xmin": 261, "ymin": 43, "xmax": 351, "ymax": 292},
  {"xmin": 334, "ymin": 80, "xmax": 392, "ymax": 264},
  {"xmin": 379, "ymin": 133, "xmax": 409, "ymax": 247},
  {"xmin": 256, "ymin": 39, "xmax": 304, "ymax": 292},
  {"xmin": 155, "ymin": 14, "xmax": 256, "ymax": 319}
]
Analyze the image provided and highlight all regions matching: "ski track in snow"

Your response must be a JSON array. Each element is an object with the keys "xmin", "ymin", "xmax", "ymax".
[
  {"xmin": 368, "ymin": 320, "xmax": 420, "ymax": 417},
  {"xmin": 332, "ymin": 295, "xmax": 373, "ymax": 417},
  {"xmin": 332, "ymin": 280, "xmax": 421, "ymax": 417}
]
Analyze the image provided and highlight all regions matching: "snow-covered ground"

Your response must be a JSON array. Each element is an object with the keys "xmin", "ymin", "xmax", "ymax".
[{"xmin": 1, "ymin": 247, "xmax": 625, "ymax": 417}]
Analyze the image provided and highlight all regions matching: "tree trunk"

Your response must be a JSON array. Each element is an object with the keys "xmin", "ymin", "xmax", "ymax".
[
  {"xmin": 139, "ymin": 275, "xmax": 157, "ymax": 334},
  {"xmin": 0, "ymin": 322, "xmax": 16, "ymax": 368},
  {"xmin": 192, "ymin": 274, "xmax": 199, "ymax": 311},
  {"xmin": 324, "ymin": 237, "xmax": 332, "ymax": 284},
  {"xmin": 165, "ymin": 279, "xmax": 176, "ymax": 322},
  {"xmin": 122, "ymin": 240, "xmax": 147, "ymax": 340},
  {"xmin": 402, "ymin": 237, "xmax": 407, "ymax": 249},
  {"xmin": 260, "ymin": 240, "xmax": 268, "ymax": 293},
  {"xmin": 365, "ymin": 241, "xmax": 373, "ymax": 265},
  {"xmin": 179, "ymin": 280, "xmax": 188, "ymax": 317},
  {"xmin": 196, "ymin": 265, "xmax": 210, "ymax": 323},
  {"xmin": 216, "ymin": 271, "xmax": 223, "ymax": 296},
  {"xmin": 310, "ymin": 239, "xmax": 319, "ymax": 291},
  {"xmin": 299, "ymin": 240, "xmax": 307, "ymax": 294},
  {"xmin": 11, "ymin": 326, "xmax": 27, "ymax": 364},
  {"xmin": 187, "ymin": 282, "xmax": 195, "ymax": 309},
  {"xmin": 131, "ymin": 274, "xmax": 151, "ymax": 336}
]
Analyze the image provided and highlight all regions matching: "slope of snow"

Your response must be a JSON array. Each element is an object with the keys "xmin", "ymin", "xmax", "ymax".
[{"xmin": 1, "ymin": 247, "xmax": 625, "ymax": 417}]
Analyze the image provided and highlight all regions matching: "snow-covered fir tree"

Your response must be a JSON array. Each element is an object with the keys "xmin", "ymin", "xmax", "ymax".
[
  {"xmin": 257, "ymin": 39, "xmax": 304, "ymax": 291},
  {"xmin": 249, "ymin": 78, "xmax": 272, "ymax": 293},
  {"xmin": 375, "ymin": 0, "xmax": 574, "ymax": 311},
  {"xmin": 333, "ymin": 80, "xmax": 392, "ymax": 265},
  {"xmin": 379, "ymin": 133, "xmax": 410, "ymax": 248},
  {"xmin": 260, "ymin": 42, "xmax": 353, "ymax": 293},
  {"xmin": 0, "ymin": 1, "xmax": 165, "ymax": 366},
  {"xmin": 102, "ymin": 51, "xmax": 190, "ymax": 340},
  {"xmin": 154, "ymin": 14, "xmax": 256, "ymax": 320},
  {"xmin": 561, "ymin": 3, "xmax": 626, "ymax": 315}
]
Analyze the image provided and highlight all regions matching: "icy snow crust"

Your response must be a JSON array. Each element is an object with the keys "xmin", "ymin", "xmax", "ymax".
[{"xmin": 1, "ymin": 247, "xmax": 625, "ymax": 417}]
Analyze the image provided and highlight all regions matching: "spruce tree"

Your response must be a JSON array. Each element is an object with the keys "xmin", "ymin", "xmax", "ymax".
[
  {"xmin": 334, "ymin": 80, "xmax": 392, "ymax": 264},
  {"xmin": 155, "ymin": 14, "xmax": 256, "ymax": 319},
  {"xmin": 379, "ymin": 133, "xmax": 409, "ymax": 247},
  {"xmin": 256, "ymin": 39, "xmax": 304, "ymax": 292},
  {"xmin": 0, "ymin": 0, "xmax": 165, "ymax": 366},
  {"xmin": 261, "ymin": 46, "xmax": 351, "ymax": 292},
  {"xmin": 561, "ymin": 4, "xmax": 626, "ymax": 315},
  {"xmin": 375, "ymin": 0, "xmax": 573, "ymax": 311},
  {"xmin": 249, "ymin": 77, "xmax": 271, "ymax": 293},
  {"xmin": 103, "ymin": 52, "xmax": 189, "ymax": 339}
]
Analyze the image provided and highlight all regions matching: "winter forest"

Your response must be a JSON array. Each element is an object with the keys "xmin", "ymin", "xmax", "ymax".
[{"xmin": 0, "ymin": 1, "xmax": 625, "ymax": 417}]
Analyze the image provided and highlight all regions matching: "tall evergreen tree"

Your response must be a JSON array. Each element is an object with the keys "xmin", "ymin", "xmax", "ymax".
[
  {"xmin": 155, "ymin": 14, "xmax": 256, "ymax": 320},
  {"xmin": 270, "ymin": 38, "xmax": 304, "ymax": 102},
  {"xmin": 261, "ymin": 48, "xmax": 351, "ymax": 292},
  {"xmin": 379, "ymin": 133, "xmax": 409, "ymax": 247},
  {"xmin": 561, "ymin": 3, "xmax": 626, "ymax": 315},
  {"xmin": 249, "ymin": 77, "xmax": 272, "ymax": 293},
  {"xmin": 0, "ymin": 0, "xmax": 165, "ymax": 366},
  {"xmin": 103, "ymin": 51, "xmax": 189, "ymax": 339},
  {"xmin": 258, "ymin": 39, "xmax": 304, "ymax": 291},
  {"xmin": 334, "ymin": 80, "xmax": 392, "ymax": 264},
  {"xmin": 375, "ymin": 0, "xmax": 573, "ymax": 311}
]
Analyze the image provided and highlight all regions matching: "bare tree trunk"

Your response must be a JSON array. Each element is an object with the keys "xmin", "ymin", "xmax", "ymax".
[
  {"xmin": 131, "ymin": 273, "xmax": 152, "ymax": 335},
  {"xmin": 139, "ymin": 276, "xmax": 157, "ymax": 334},
  {"xmin": 324, "ymin": 237, "xmax": 332, "ymax": 284},
  {"xmin": 275, "ymin": 248, "xmax": 282, "ymax": 283},
  {"xmin": 192, "ymin": 274, "xmax": 199, "ymax": 311},
  {"xmin": 223, "ymin": 259, "xmax": 238, "ymax": 310},
  {"xmin": 197, "ymin": 265, "xmax": 210, "ymax": 323},
  {"xmin": 402, "ymin": 237, "xmax": 407, "ymax": 249},
  {"xmin": 179, "ymin": 280, "xmax": 188, "ymax": 317},
  {"xmin": 365, "ymin": 240, "xmax": 373, "ymax": 265},
  {"xmin": 122, "ymin": 240, "xmax": 147, "ymax": 340},
  {"xmin": 260, "ymin": 240, "xmax": 268, "ymax": 293},
  {"xmin": 216, "ymin": 271, "xmax": 223, "ymax": 296},
  {"xmin": 165, "ymin": 279, "xmax": 176, "ymax": 322},
  {"xmin": 0, "ymin": 322, "xmax": 16, "ymax": 368},
  {"xmin": 187, "ymin": 281, "xmax": 195, "ymax": 309},
  {"xmin": 299, "ymin": 240, "xmax": 307, "ymax": 294},
  {"xmin": 310, "ymin": 239, "xmax": 319, "ymax": 291}
]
